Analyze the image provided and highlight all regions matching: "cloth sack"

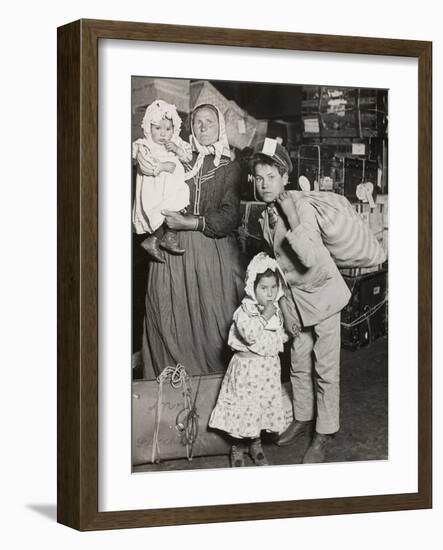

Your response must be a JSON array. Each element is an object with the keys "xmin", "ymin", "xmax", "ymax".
[{"xmin": 293, "ymin": 191, "xmax": 387, "ymax": 268}]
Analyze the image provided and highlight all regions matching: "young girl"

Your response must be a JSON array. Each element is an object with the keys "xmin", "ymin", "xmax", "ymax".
[
  {"xmin": 132, "ymin": 99, "xmax": 193, "ymax": 263},
  {"xmin": 209, "ymin": 252, "xmax": 289, "ymax": 467}
]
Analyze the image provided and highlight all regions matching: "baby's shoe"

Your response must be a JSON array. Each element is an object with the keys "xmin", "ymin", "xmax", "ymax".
[
  {"xmin": 230, "ymin": 444, "xmax": 246, "ymax": 467},
  {"xmin": 141, "ymin": 235, "xmax": 165, "ymax": 263},
  {"xmin": 160, "ymin": 229, "xmax": 185, "ymax": 255},
  {"xmin": 249, "ymin": 438, "xmax": 268, "ymax": 466}
]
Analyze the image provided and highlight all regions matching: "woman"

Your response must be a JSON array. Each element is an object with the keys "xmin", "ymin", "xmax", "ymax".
[{"xmin": 140, "ymin": 103, "xmax": 245, "ymax": 378}]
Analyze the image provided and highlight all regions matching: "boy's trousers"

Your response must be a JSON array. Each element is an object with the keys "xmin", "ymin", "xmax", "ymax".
[{"xmin": 290, "ymin": 312, "xmax": 341, "ymax": 434}]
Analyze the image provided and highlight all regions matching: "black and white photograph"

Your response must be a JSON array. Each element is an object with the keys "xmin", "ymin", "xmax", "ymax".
[
  {"xmin": 131, "ymin": 77, "xmax": 389, "ymax": 472},
  {"xmin": 4, "ymin": 0, "xmax": 438, "ymax": 543}
]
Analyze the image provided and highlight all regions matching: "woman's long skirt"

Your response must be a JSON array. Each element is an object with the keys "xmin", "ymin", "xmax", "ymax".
[{"xmin": 141, "ymin": 231, "xmax": 245, "ymax": 379}]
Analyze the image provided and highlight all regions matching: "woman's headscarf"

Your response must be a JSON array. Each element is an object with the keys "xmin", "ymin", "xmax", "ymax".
[{"xmin": 184, "ymin": 103, "xmax": 231, "ymax": 181}]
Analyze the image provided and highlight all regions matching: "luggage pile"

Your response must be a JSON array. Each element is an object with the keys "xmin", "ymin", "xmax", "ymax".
[{"xmin": 132, "ymin": 364, "xmax": 294, "ymax": 465}]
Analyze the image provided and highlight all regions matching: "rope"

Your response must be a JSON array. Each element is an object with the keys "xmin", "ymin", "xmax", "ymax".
[
  {"xmin": 176, "ymin": 375, "xmax": 201, "ymax": 461},
  {"xmin": 341, "ymin": 295, "xmax": 388, "ymax": 329},
  {"xmin": 365, "ymin": 305, "xmax": 373, "ymax": 344},
  {"xmin": 150, "ymin": 364, "xmax": 200, "ymax": 463}
]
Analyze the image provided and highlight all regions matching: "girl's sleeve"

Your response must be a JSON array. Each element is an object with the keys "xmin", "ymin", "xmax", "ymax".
[
  {"xmin": 278, "ymin": 323, "xmax": 289, "ymax": 344},
  {"xmin": 203, "ymin": 161, "xmax": 242, "ymax": 238},
  {"xmin": 234, "ymin": 306, "xmax": 267, "ymax": 346}
]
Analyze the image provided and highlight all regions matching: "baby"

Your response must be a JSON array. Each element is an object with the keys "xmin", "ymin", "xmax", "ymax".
[{"xmin": 132, "ymin": 99, "xmax": 192, "ymax": 262}]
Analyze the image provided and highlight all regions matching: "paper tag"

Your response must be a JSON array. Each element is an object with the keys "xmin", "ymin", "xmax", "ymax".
[
  {"xmin": 237, "ymin": 119, "xmax": 246, "ymax": 134},
  {"xmin": 262, "ymin": 138, "xmax": 277, "ymax": 156},
  {"xmin": 366, "ymin": 183, "xmax": 376, "ymax": 208},
  {"xmin": 298, "ymin": 175, "xmax": 311, "ymax": 191},
  {"xmin": 304, "ymin": 118, "xmax": 320, "ymax": 133},
  {"xmin": 320, "ymin": 176, "xmax": 334, "ymax": 190},
  {"xmin": 352, "ymin": 143, "xmax": 365, "ymax": 155},
  {"xmin": 356, "ymin": 182, "xmax": 376, "ymax": 208}
]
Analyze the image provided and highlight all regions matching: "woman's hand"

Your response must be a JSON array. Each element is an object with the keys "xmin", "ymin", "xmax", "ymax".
[
  {"xmin": 276, "ymin": 191, "xmax": 300, "ymax": 230},
  {"xmin": 157, "ymin": 161, "xmax": 176, "ymax": 174},
  {"xmin": 161, "ymin": 211, "xmax": 197, "ymax": 230}
]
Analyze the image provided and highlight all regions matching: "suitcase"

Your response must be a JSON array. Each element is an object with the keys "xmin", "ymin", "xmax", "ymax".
[
  {"xmin": 301, "ymin": 86, "xmax": 386, "ymax": 140},
  {"xmin": 132, "ymin": 77, "xmax": 191, "ymax": 140},
  {"xmin": 301, "ymin": 86, "xmax": 358, "ymax": 138},
  {"xmin": 132, "ymin": 368, "xmax": 294, "ymax": 466},
  {"xmin": 190, "ymin": 80, "xmax": 230, "ymax": 115},
  {"xmin": 224, "ymin": 100, "xmax": 258, "ymax": 150},
  {"xmin": 358, "ymin": 88, "xmax": 387, "ymax": 138},
  {"xmin": 238, "ymin": 201, "xmax": 268, "ymax": 263},
  {"xmin": 238, "ymin": 157, "xmax": 259, "ymax": 201},
  {"xmin": 341, "ymin": 269, "xmax": 388, "ymax": 350},
  {"xmin": 318, "ymin": 86, "xmax": 358, "ymax": 138}
]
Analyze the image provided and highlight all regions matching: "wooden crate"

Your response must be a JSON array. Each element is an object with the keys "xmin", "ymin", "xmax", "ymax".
[{"xmin": 341, "ymin": 269, "xmax": 388, "ymax": 350}]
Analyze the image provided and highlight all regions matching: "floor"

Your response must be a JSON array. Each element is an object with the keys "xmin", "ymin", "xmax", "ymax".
[{"xmin": 133, "ymin": 335, "xmax": 388, "ymax": 472}]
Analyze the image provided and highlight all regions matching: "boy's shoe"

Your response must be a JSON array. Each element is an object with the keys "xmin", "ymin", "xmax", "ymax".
[
  {"xmin": 230, "ymin": 444, "xmax": 246, "ymax": 467},
  {"xmin": 302, "ymin": 433, "xmax": 334, "ymax": 464},
  {"xmin": 141, "ymin": 235, "xmax": 165, "ymax": 263},
  {"xmin": 275, "ymin": 419, "xmax": 312, "ymax": 447},
  {"xmin": 249, "ymin": 439, "xmax": 268, "ymax": 466},
  {"xmin": 160, "ymin": 229, "xmax": 185, "ymax": 255}
]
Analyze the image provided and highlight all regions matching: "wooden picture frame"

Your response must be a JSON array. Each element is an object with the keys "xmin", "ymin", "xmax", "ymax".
[{"xmin": 57, "ymin": 18, "xmax": 432, "ymax": 530}]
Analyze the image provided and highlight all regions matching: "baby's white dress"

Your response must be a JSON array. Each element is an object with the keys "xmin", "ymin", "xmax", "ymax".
[{"xmin": 132, "ymin": 137, "xmax": 191, "ymax": 234}]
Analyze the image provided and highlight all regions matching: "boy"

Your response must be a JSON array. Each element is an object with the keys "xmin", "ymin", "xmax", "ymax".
[{"xmin": 250, "ymin": 138, "xmax": 351, "ymax": 463}]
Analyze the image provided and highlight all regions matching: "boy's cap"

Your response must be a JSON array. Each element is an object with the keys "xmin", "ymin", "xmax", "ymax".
[{"xmin": 252, "ymin": 138, "xmax": 293, "ymax": 174}]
